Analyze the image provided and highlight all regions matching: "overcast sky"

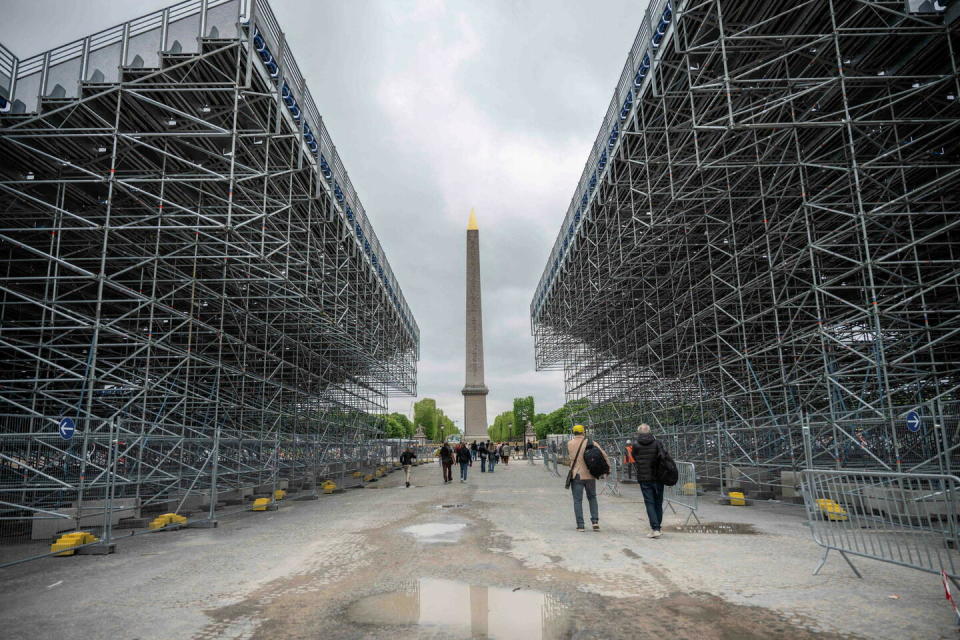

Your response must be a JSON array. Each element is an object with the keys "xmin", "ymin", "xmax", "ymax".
[{"xmin": 1, "ymin": 0, "xmax": 645, "ymax": 427}]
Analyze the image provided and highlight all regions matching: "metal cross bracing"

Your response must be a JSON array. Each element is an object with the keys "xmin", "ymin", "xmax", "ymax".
[
  {"xmin": 532, "ymin": 0, "xmax": 960, "ymax": 496},
  {"xmin": 0, "ymin": 0, "xmax": 418, "ymax": 551}
]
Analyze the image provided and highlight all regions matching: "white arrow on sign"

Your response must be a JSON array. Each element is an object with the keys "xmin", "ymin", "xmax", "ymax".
[{"xmin": 906, "ymin": 411, "xmax": 921, "ymax": 432}]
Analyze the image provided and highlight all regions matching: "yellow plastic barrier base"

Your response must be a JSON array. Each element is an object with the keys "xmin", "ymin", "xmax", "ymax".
[
  {"xmin": 728, "ymin": 491, "xmax": 746, "ymax": 506},
  {"xmin": 148, "ymin": 513, "xmax": 188, "ymax": 530},
  {"xmin": 681, "ymin": 482, "xmax": 697, "ymax": 496},
  {"xmin": 251, "ymin": 497, "xmax": 271, "ymax": 511},
  {"xmin": 50, "ymin": 531, "xmax": 99, "ymax": 556},
  {"xmin": 816, "ymin": 498, "xmax": 849, "ymax": 521},
  {"xmin": 321, "ymin": 480, "xmax": 337, "ymax": 494},
  {"xmin": 363, "ymin": 474, "xmax": 375, "ymax": 482},
  {"xmin": 273, "ymin": 489, "xmax": 287, "ymax": 501},
  {"xmin": 352, "ymin": 471, "xmax": 363, "ymax": 478}
]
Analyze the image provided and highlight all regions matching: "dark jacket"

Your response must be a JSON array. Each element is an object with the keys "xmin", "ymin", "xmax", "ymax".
[
  {"xmin": 439, "ymin": 444, "xmax": 453, "ymax": 462},
  {"xmin": 632, "ymin": 433, "xmax": 660, "ymax": 483},
  {"xmin": 400, "ymin": 451, "xmax": 416, "ymax": 465},
  {"xmin": 455, "ymin": 446, "xmax": 472, "ymax": 464},
  {"xmin": 477, "ymin": 443, "xmax": 487, "ymax": 457}
]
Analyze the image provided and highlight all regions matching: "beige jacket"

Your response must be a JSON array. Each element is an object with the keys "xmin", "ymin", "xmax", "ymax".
[{"xmin": 567, "ymin": 435, "xmax": 609, "ymax": 480}]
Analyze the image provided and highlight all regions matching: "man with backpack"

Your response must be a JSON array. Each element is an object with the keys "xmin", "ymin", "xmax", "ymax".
[
  {"xmin": 632, "ymin": 423, "xmax": 673, "ymax": 538},
  {"xmin": 455, "ymin": 442, "xmax": 472, "ymax": 482},
  {"xmin": 565, "ymin": 424, "xmax": 610, "ymax": 532}
]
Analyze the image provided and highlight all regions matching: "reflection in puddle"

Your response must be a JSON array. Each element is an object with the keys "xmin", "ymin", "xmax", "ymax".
[
  {"xmin": 401, "ymin": 522, "xmax": 466, "ymax": 544},
  {"xmin": 347, "ymin": 578, "xmax": 569, "ymax": 639}
]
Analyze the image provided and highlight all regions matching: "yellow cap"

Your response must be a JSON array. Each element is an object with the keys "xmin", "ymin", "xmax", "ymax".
[
  {"xmin": 467, "ymin": 208, "xmax": 478, "ymax": 230},
  {"xmin": 572, "ymin": 424, "xmax": 585, "ymax": 434}
]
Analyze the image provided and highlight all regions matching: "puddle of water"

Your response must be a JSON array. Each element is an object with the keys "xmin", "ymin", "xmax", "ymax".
[
  {"xmin": 666, "ymin": 522, "xmax": 758, "ymax": 535},
  {"xmin": 401, "ymin": 522, "xmax": 466, "ymax": 544},
  {"xmin": 346, "ymin": 578, "xmax": 569, "ymax": 639}
]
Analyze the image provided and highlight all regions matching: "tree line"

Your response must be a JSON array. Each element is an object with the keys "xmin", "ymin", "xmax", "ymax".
[
  {"xmin": 487, "ymin": 397, "xmax": 589, "ymax": 441},
  {"xmin": 384, "ymin": 396, "xmax": 588, "ymax": 442}
]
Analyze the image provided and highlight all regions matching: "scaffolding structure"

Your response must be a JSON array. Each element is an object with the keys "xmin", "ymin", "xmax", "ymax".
[
  {"xmin": 0, "ymin": 0, "xmax": 418, "ymax": 547},
  {"xmin": 532, "ymin": 0, "xmax": 960, "ymax": 494}
]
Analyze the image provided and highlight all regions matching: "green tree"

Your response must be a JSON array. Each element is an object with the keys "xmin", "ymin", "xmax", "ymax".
[
  {"xmin": 488, "ymin": 410, "xmax": 514, "ymax": 441},
  {"xmin": 534, "ymin": 399, "xmax": 589, "ymax": 439},
  {"xmin": 512, "ymin": 396, "xmax": 535, "ymax": 438},
  {"xmin": 413, "ymin": 398, "xmax": 438, "ymax": 441},
  {"xmin": 385, "ymin": 412, "xmax": 414, "ymax": 438},
  {"xmin": 412, "ymin": 399, "xmax": 460, "ymax": 441}
]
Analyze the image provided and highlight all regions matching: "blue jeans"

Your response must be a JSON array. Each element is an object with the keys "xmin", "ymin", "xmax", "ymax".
[
  {"xmin": 471, "ymin": 450, "xmax": 477, "ymax": 461},
  {"xmin": 480, "ymin": 456, "xmax": 486, "ymax": 472},
  {"xmin": 488, "ymin": 456, "xmax": 496, "ymax": 473},
  {"xmin": 640, "ymin": 481, "xmax": 665, "ymax": 530},
  {"xmin": 570, "ymin": 475, "xmax": 598, "ymax": 528},
  {"xmin": 459, "ymin": 461, "xmax": 469, "ymax": 481}
]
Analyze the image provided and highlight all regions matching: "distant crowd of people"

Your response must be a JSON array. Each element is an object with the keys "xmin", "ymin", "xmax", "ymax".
[{"xmin": 436, "ymin": 440, "xmax": 528, "ymax": 483}]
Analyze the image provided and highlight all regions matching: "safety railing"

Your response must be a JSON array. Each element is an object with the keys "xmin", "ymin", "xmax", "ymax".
[
  {"xmin": 665, "ymin": 461, "xmax": 701, "ymax": 525},
  {"xmin": 802, "ymin": 469, "xmax": 960, "ymax": 581},
  {"xmin": 600, "ymin": 459, "xmax": 622, "ymax": 497}
]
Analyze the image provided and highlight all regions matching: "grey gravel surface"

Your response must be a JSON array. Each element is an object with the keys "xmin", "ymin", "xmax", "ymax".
[{"xmin": 0, "ymin": 460, "xmax": 953, "ymax": 639}]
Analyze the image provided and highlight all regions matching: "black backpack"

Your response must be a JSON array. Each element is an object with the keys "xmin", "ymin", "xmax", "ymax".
[
  {"xmin": 583, "ymin": 440, "xmax": 610, "ymax": 478},
  {"xmin": 654, "ymin": 442, "xmax": 679, "ymax": 486}
]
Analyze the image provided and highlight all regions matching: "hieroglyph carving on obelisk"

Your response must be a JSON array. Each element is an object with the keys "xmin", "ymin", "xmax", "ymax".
[{"xmin": 462, "ymin": 209, "xmax": 489, "ymax": 441}]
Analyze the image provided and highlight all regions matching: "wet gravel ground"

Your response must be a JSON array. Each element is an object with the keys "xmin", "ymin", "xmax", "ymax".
[{"xmin": 0, "ymin": 459, "xmax": 954, "ymax": 639}]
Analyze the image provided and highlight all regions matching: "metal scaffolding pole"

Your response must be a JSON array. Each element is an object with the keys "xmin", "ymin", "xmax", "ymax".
[{"xmin": 532, "ymin": 0, "xmax": 960, "ymax": 496}]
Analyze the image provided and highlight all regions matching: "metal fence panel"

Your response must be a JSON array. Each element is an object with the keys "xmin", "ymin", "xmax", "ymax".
[
  {"xmin": 802, "ymin": 469, "xmax": 960, "ymax": 580},
  {"xmin": 665, "ymin": 461, "xmax": 700, "ymax": 524}
]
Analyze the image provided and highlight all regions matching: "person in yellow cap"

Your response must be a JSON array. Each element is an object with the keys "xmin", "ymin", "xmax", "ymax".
[{"xmin": 566, "ymin": 424, "xmax": 609, "ymax": 531}]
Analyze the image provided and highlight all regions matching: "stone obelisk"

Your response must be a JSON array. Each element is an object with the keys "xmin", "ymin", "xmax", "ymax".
[{"xmin": 462, "ymin": 209, "xmax": 489, "ymax": 440}]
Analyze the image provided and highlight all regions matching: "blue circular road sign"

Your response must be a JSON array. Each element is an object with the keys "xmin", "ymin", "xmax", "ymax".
[
  {"xmin": 905, "ymin": 410, "xmax": 921, "ymax": 433},
  {"xmin": 58, "ymin": 417, "xmax": 76, "ymax": 440}
]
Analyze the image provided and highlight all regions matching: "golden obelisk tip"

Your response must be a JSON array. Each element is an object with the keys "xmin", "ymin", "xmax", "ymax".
[{"xmin": 467, "ymin": 208, "xmax": 478, "ymax": 231}]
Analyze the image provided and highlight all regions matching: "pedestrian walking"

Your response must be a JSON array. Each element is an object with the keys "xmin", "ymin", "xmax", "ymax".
[
  {"xmin": 514, "ymin": 444, "xmax": 521, "ymax": 460},
  {"xmin": 624, "ymin": 440, "xmax": 636, "ymax": 482},
  {"xmin": 499, "ymin": 443, "xmax": 509, "ymax": 465},
  {"xmin": 478, "ymin": 441, "xmax": 488, "ymax": 472},
  {"xmin": 566, "ymin": 424, "xmax": 609, "ymax": 532},
  {"xmin": 488, "ymin": 442, "xmax": 497, "ymax": 473},
  {"xmin": 470, "ymin": 441, "xmax": 478, "ymax": 461},
  {"xmin": 399, "ymin": 446, "xmax": 417, "ymax": 488},
  {"xmin": 632, "ymin": 423, "xmax": 666, "ymax": 538},
  {"xmin": 456, "ymin": 442, "xmax": 472, "ymax": 482},
  {"xmin": 440, "ymin": 442, "xmax": 454, "ymax": 484}
]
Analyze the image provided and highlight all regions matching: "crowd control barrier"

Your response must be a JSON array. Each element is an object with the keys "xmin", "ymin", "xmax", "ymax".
[
  {"xmin": 801, "ymin": 469, "xmax": 960, "ymax": 583},
  {"xmin": 665, "ymin": 461, "xmax": 701, "ymax": 525}
]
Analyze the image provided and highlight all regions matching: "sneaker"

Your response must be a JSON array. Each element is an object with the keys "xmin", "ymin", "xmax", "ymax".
[
  {"xmin": 648, "ymin": 530, "xmax": 662, "ymax": 539},
  {"xmin": 592, "ymin": 523, "xmax": 600, "ymax": 531},
  {"xmin": 576, "ymin": 527, "xmax": 585, "ymax": 532},
  {"xmin": 405, "ymin": 482, "xmax": 410, "ymax": 488}
]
